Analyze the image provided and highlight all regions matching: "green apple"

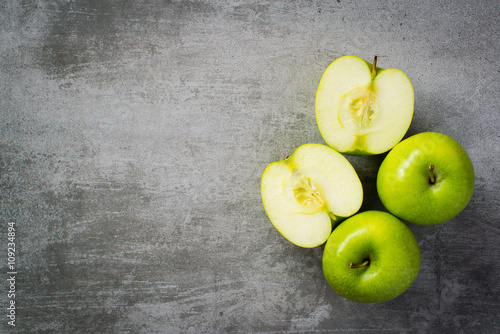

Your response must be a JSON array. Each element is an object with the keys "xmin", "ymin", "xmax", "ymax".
[
  {"xmin": 261, "ymin": 143, "xmax": 363, "ymax": 248},
  {"xmin": 315, "ymin": 55, "xmax": 414, "ymax": 155},
  {"xmin": 377, "ymin": 132, "xmax": 475, "ymax": 225},
  {"xmin": 322, "ymin": 210, "xmax": 421, "ymax": 303}
]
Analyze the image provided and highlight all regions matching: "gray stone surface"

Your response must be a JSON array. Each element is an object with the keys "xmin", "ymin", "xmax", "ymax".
[{"xmin": 1, "ymin": 0, "xmax": 499, "ymax": 333}]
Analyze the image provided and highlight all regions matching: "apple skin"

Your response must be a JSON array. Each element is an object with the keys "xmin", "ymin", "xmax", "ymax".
[
  {"xmin": 322, "ymin": 211, "xmax": 421, "ymax": 303},
  {"xmin": 377, "ymin": 132, "xmax": 475, "ymax": 225}
]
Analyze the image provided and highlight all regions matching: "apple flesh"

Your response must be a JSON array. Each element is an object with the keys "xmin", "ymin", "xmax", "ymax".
[
  {"xmin": 315, "ymin": 55, "xmax": 414, "ymax": 155},
  {"xmin": 322, "ymin": 211, "xmax": 421, "ymax": 303},
  {"xmin": 377, "ymin": 132, "xmax": 475, "ymax": 225},
  {"xmin": 261, "ymin": 143, "xmax": 363, "ymax": 248}
]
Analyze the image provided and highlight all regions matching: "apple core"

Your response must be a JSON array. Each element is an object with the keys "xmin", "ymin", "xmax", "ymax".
[
  {"xmin": 288, "ymin": 173, "xmax": 324, "ymax": 210},
  {"xmin": 285, "ymin": 171, "xmax": 338, "ymax": 221},
  {"xmin": 338, "ymin": 87, "xmax": 384, "ymax": 135}
]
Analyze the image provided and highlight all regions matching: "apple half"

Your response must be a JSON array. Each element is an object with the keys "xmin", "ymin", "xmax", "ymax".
[
  {"xmin": 261, "ymin": 143, "xmax": 363, "ymax": 248},
  {"xmin": 315, "ymin": 55, "xmax": 414, "ymax": 155}
]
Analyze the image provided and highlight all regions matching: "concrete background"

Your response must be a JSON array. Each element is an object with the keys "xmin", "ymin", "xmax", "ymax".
[{"xmin": 1, "ymin": 0, "xmax": 499, "ymax": 333}]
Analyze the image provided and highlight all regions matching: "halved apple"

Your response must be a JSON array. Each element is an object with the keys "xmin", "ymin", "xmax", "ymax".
[
  {"xmin": 315, "ymin": 55, "xmax": 414, "ymax": 155},
  {"xmin": 261, "ymin": 143, "xmax": 363, "ymax": 248}
]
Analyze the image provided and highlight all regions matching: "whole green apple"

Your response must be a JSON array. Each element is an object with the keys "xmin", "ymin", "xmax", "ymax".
[
  {"xmin": 377, "ymin": 132, "xmax": 475, "ymax": 225},
  {"xmin": 322, "ymin": 211, "xmax": 421, "ymax": 303}
]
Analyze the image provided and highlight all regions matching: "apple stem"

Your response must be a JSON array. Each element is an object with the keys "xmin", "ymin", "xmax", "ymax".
[
  {"xmin": 349, "ymin": 260, "xmax": 369, "ymax": 269},
  {"xmin": 428, "ymin": 164, "xmax": 436, "ymax": 184},
  {"xmin": 328, "ymin": 211, "xmax": 337, "ymax": 222},
  {"xmin": 371, "ymin": 56, "xmax": 377, "ymax": 77}
]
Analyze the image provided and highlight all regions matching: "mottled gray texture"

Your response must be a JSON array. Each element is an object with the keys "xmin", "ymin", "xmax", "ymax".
[{"xmin": 0, "ymin": 0, "xmax": 499, "ymax": 333}]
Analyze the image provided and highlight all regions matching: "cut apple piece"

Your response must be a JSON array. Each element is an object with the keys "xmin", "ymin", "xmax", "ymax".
[
  {"xmin": 261, "ymin": 143, "xmax": 363, "ymax": 248},
  {"xmin": 315, "ymin": 55, "xmax": 414, "ymax": 155}
]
